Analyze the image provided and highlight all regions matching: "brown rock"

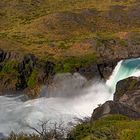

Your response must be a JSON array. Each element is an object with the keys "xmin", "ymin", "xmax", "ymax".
[{"xmin": 91, "ymin": 101, "xmax": 140, "ymax": 120}]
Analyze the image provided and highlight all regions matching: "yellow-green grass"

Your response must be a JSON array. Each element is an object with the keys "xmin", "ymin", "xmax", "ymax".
[
  {"xmin": 0, "ymin": 0, "xmax": 139, "ymax": 61},
  {"xmin": 68, "ymin": 115, "xmax": 140, "ymax": 140}
]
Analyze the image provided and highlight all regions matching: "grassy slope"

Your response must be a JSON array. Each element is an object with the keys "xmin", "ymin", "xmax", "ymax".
[
  {"xmin": 68, "ymin": 115, "xmax": 140, "ymax": 140},
  {"xmin": 1, "ymin": 1, "xmax": 140, "ymax": 138},
  {"xmin": 0, "ymin": 0, "xmax": 139, "ymax": 59},
  {"xmin": 0, "ymin": 0, "xmax": 140, "ymax": 90},
  {"xmin": 5, "ymin": 115, "xmax": 140, "ymax": 140}
]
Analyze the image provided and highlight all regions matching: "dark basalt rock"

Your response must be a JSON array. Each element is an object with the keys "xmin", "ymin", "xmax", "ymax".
[
  {"xmin": 0, "ymin": 49, "xmax": 21, "ymax": 62},
  {"xmin": 91, "ymin": 101, "xmax": 140, "ymax": 120}
]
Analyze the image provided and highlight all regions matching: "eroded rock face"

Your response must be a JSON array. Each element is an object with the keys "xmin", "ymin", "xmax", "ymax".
[
  {"xmin": 0, "ymin": 49, "xmax": 6, "ymax": 62},
  {"xmin": 0, "ymin": 49, "xmax": 55, "ymax": 96},
  {"xmin": 119, "ymin": 90, "xmax": 140, "ymax": 113},
  {"xmin": 91, "ymin": 101, "xmax": 140, "ymax": 120},
  {"xmin": 17, "ymin": 54, "xmax": 37, "ymax": 89},
  {"xmin": 97, "ymin": 61, "xmax": 117, "ymax": 79},
  {"xmin": 0, "ymin": 32, "xmax": 140, "ymax": 94},
  {"xmin": 74, "ymin": 64, "xmax": 101, "ymax": 80},
  {"xmin": 114, "ymin": 77, "xmax": 140, "ymax": 112},
  {"xmin": 92, "ymin": 77, "xmax": 140, "ymax": 120},
  {"xmin": 114, "ymin": 77, "xmax": 140, "ymax": 101}
]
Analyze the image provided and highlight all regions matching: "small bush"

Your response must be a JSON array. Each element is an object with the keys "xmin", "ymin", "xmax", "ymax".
[
  {"xmin": 2, "ymin": 61, "xmax": 18, "ymax": 73},
  {"xmin": 5, "ymin": 121, "xmax": 67, "ymax": 140},
  {"xmin": 54, "ymin": 54, "xmax": 96, "ymax": 73},
  {"xmin": 27, "ymin": 70, "xmax": 38, "ymax": 88}
]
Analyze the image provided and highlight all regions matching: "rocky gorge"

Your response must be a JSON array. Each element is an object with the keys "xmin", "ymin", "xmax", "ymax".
[
  {"xmin": 0, "ymin": 0, "xmax": 140, "ymax": 139},
  {"xmin": 0, "ymin": 0, "xmax": 140, "ymax": 97},
  {"xmin": 0, "ymin": 31, "xmax": 140, "ymax": 97}
]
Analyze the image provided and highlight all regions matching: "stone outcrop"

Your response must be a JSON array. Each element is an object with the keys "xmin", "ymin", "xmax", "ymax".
[
  {"xmin": 73, "ymin": 31, "xmax": 140, "ymax": 79},
  {"xmin": 114, "ymin": 77, "xmax": 140, "ymax": 101},
  {"xmin": 17, "ymin": 54, "xmax": 37, "ymax": 89},
  {"xmin": 92, "ymin": 77, "xmax": 140, "ymax": 120},
  {"xmin": 91, "ymin": 101, "xmax": 140, "ymax": 120},
  {"xmin": 114, "ymin": 77, "xmax": 140, "ymax": 112},
  {"xmin": 1, "ymin": 43, "xmax": 140, "ymax": 96},
  {"xmin": 0, "ymin": 49, "xmax": 55, "ymax": 96}
]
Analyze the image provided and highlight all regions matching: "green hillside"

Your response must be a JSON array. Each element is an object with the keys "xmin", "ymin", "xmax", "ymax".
[
  {"xmin": 0, "ymin": 0, "xmax": 140, "ymax": 94},
  {"xmin": 0, "ymin": 0, "xmax": 139, "ymax": 59}
]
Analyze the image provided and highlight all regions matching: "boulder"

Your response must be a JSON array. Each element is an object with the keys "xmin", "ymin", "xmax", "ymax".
[
  {"xmin": 114, "ymin": 77, "xmax": 140, "ymax": 101},
  {"xmin": 114, "ymin": 77, "xmax": 140, "ymax": 112},
  {"xmin": 92, "ymin": 77, "xmax": 140, "ymax": 121},
  {"xmin": 91, "ymin": 101, "xmax": 140, "ymax": 120}
]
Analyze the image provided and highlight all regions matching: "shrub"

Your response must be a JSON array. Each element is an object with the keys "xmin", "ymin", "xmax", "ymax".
[
  {"xmin": 54, "ymin": 54, "xmax": 96, "ymax": 73},
  {"xmin": 2, "ymin": 61, "xmax": 18, "ymax": 73},
  {"xmin": 5, "ymin": 121, "xmax": 67, "ymax": 140},
  {"xmin": 67, "ymin": 115, "xmax": 140, "ymax": 140},
  {"xmin": 27, "ymin": 70, "xmax": 38, "ymax": 88}
]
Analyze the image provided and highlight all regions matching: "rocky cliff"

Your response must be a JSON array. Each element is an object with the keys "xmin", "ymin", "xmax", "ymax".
[
  {"xmin": 0, "ymin": 46, "xmax": 140, "ymax": 97},
  {"xmin": 0, "ymin": 49, "xmax": 55, "ymax": 97},
  {"xmin": 0, "ymin": 0, "xmax": 140, "ymax": 96}
]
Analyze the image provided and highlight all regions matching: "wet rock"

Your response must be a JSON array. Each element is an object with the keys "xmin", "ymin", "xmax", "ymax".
[
  {"xmin": 91, "ymin": 77, "xmax": 140, "ymax": 121},
  {"xmin": 37, "ymin": 61, "xmax": 55, "ymax": 83},
  {"xmin": 91, "ymin": 101, "xmax": 140, "ymax": 120},
  {"xmin": 114, "ymin": 77, "xmax": 140, "ymax": 101},
  {"xmin": 97, "ymin": 61, "xmax": 117, "ymax": 79},
  {"xmin": 114, "ymin": 77, "xmax": 140, "ymax": 112}
]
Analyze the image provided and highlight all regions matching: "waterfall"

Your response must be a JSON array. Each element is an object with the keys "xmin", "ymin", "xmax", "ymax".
[
  {"xmin": 0, "ymin": 58, "xmax": 140, "ymax": 136},
  {"xmin": 0, "ymin": 82, "xmax": 111, "ymax": 136},
  {"xmin": 106, "ymin": 58, "xmax": 140, "ymax": 93}
]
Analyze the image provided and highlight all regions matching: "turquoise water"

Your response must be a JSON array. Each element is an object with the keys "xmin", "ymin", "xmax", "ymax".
[
  {"xmin": 107, "ymin": 58, "xmax": 140, "ymax": 93},
  {"xmin": 0, "ymin": 58, "xmax": 140, "ymax": 136}
]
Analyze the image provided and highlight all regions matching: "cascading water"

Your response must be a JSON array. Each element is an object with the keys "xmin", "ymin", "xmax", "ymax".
[
  {"xmin": 0, "ymin": 58, "xmax": 140, "ymax": 137},
  {"xmin": 106, "ymin": 58, "xmax": 140, "ymax": 93},
  {"xmin": 0, "ymin": 82, "xmax": 111, "ymax": 136}
]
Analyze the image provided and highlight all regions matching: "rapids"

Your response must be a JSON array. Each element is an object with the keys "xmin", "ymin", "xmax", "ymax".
[{"xmin": 0, "ymin": 58, "xmax": 140, "ymax": 136}]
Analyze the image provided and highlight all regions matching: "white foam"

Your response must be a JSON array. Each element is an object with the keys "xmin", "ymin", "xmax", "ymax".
[
  {"xmin": 0, "ymin": 82, "xmax": 111, "ymax": 136},
  {"xmin": 0, "ymin": 58, "xmax": 140, "ymax": 136}
]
